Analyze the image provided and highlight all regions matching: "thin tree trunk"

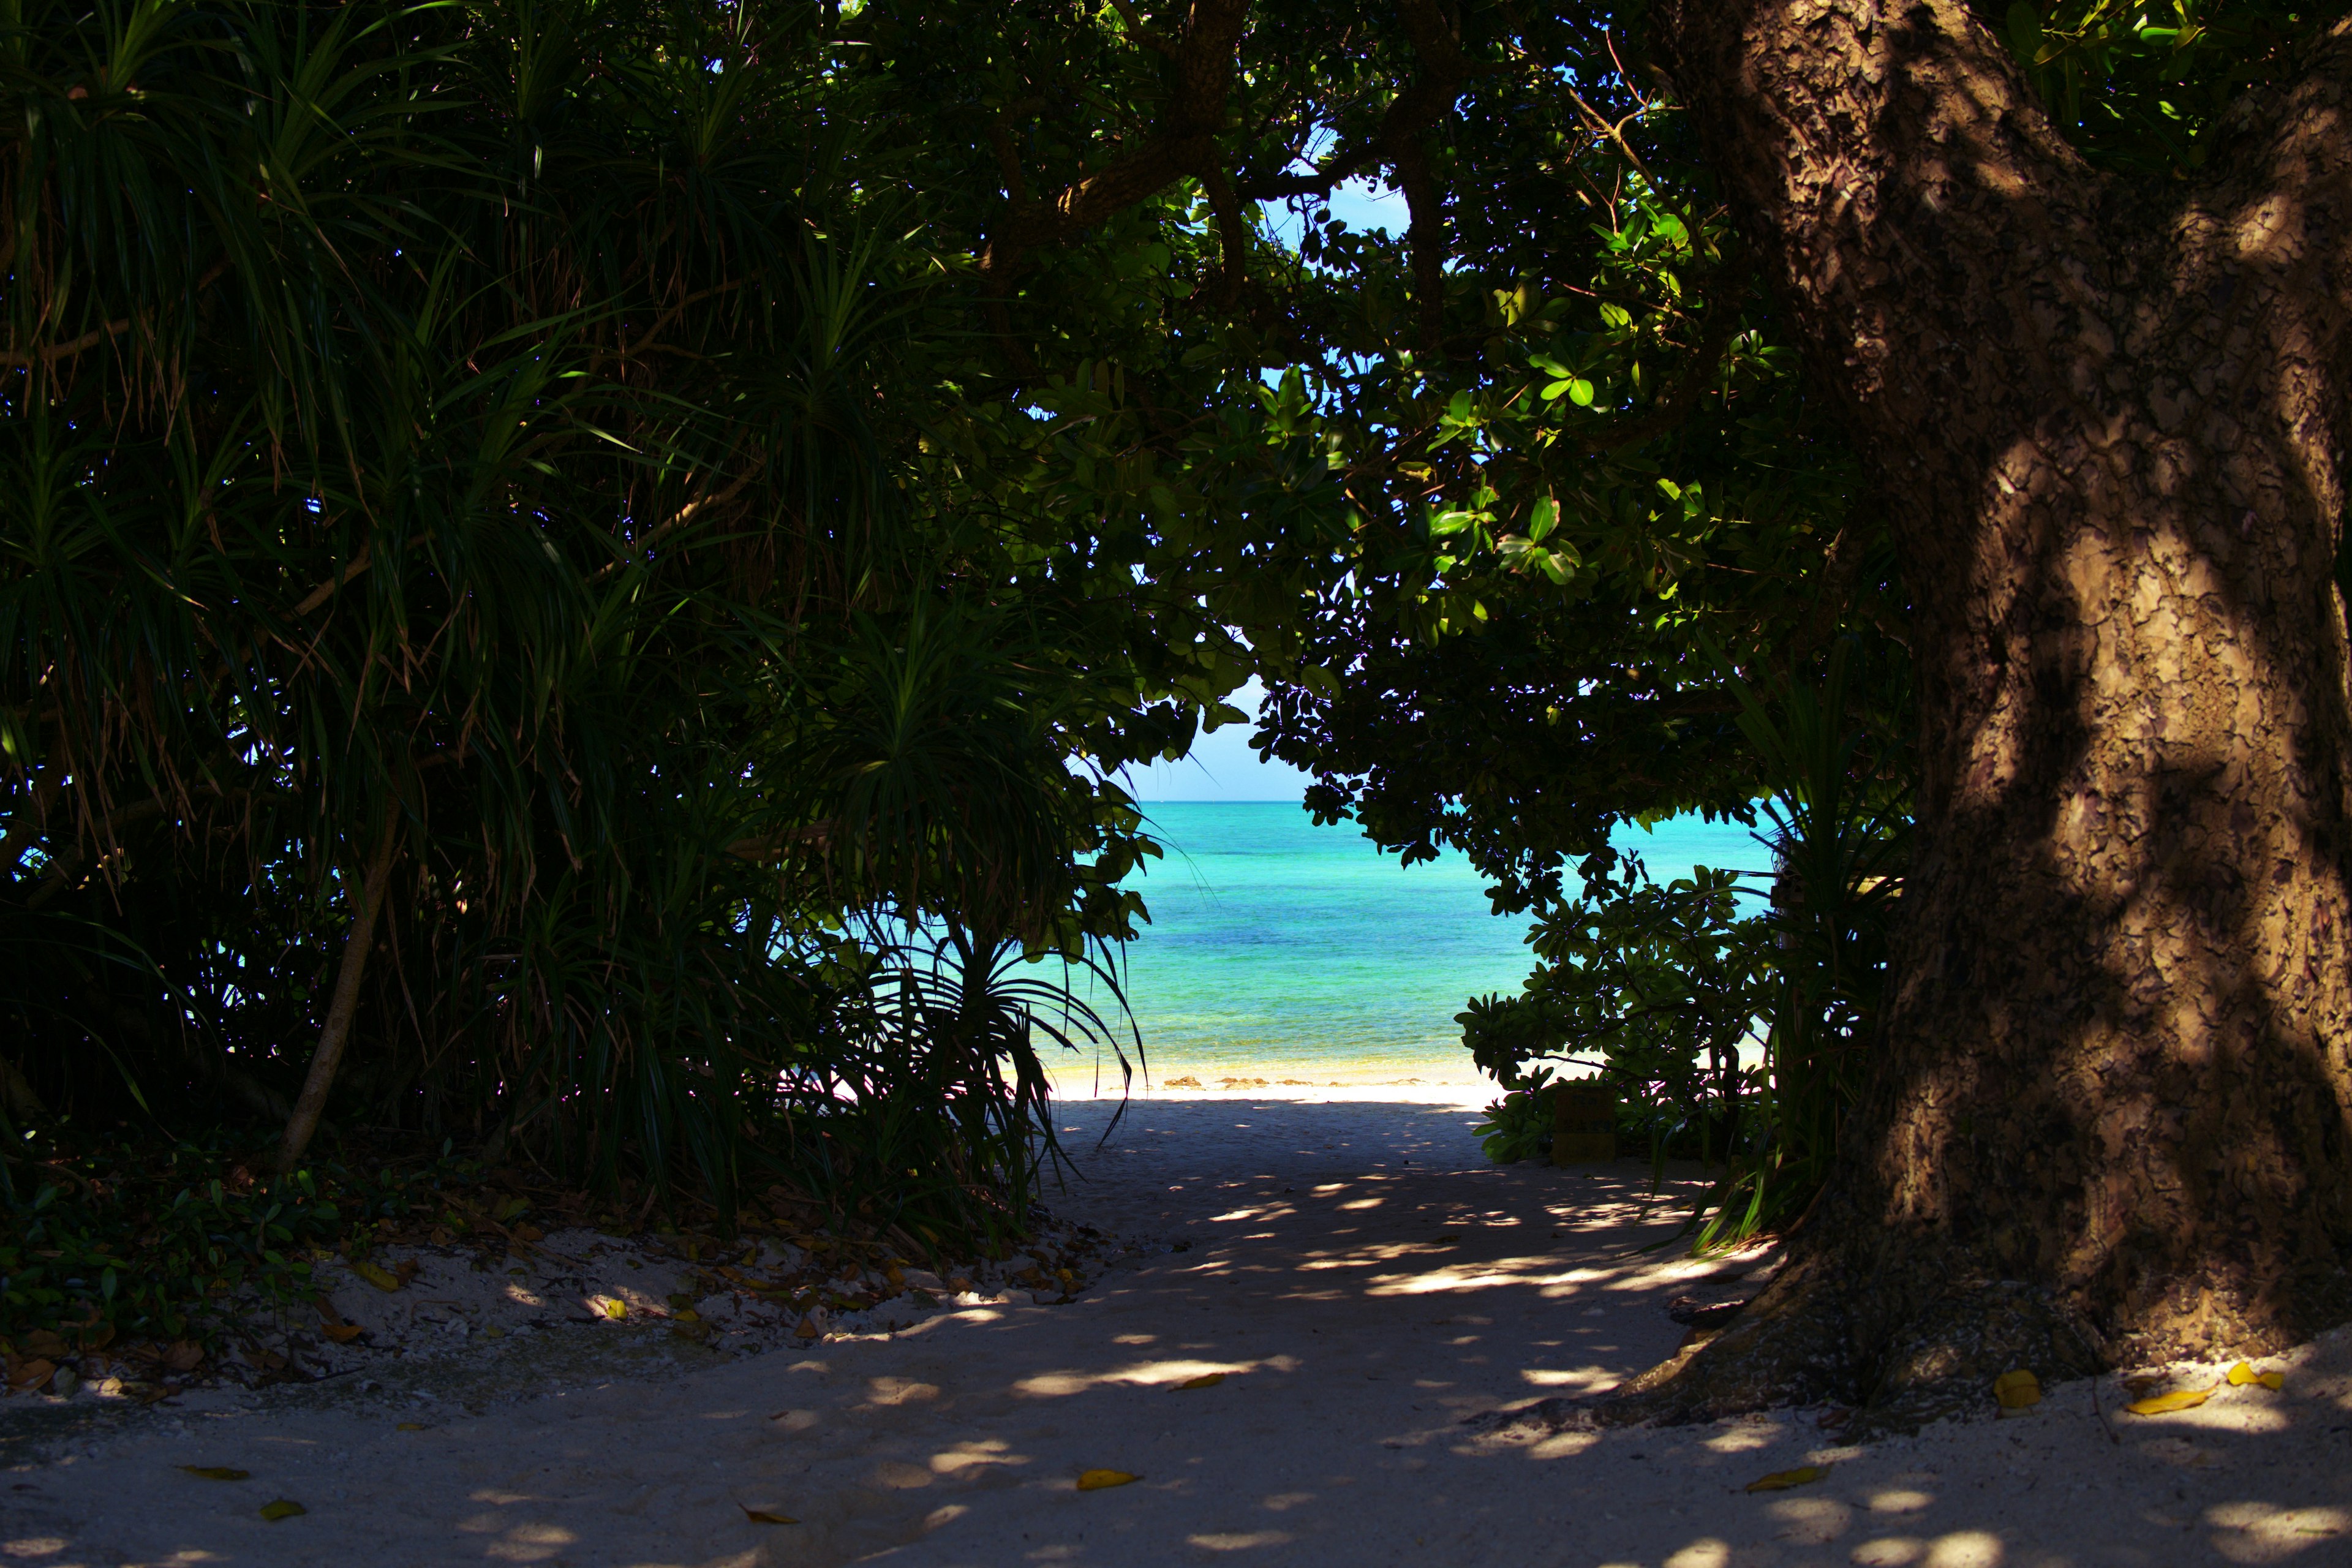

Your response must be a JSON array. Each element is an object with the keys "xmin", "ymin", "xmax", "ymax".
[
  {"xmin": 1604, "ymin": 2, "xmax": 2352, "ymax": 1430},
  {"xmin": 279, "ymin": 813, "xmax": 400, "ymax": 1172}
]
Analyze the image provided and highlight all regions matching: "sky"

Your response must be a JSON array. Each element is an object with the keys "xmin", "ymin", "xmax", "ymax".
[
  {"xmin": 1265, "ymin": 175, "xmax": 1412, "ymax": 247},
  {"xmin": 1118, "ymin": 677, "xmax": 1314, "ymax": 802}
]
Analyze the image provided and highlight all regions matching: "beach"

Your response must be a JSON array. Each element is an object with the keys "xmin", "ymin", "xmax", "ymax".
[{"xmin": 6, "ymin": 1090, "xmax": 2349, "ymax": 1566}]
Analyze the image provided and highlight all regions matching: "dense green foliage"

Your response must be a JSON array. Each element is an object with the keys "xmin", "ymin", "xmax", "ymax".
[{"xmin": 0, "ymin": 0, "xmax": 1204, "ymax": 1292}]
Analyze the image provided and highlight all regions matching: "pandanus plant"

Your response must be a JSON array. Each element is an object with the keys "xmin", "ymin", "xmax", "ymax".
[{"xmin": 0, "ymin": 0, "xmax": 1151, "ymax": 1240}]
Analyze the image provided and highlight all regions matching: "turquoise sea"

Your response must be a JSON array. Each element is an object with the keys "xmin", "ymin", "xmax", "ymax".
[{"xmin": 1071, "ymin": 801, "xmax": 1767, "ymax": 1090}]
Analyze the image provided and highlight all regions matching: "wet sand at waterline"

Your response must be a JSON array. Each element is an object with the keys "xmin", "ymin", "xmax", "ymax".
[{"xmin": 7, "ymin": 1093, "xmax": 2350, "ymax": 1566}]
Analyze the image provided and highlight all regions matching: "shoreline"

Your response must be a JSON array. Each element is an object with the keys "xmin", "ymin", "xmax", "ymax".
[
  {"xmin": 1045, "ymin": 1054, "xmax": 1493, "ymax": 1106},
  {"xmin": 1052, "ymin": 1078, "xmax": 1491, "ymax": 1106}
]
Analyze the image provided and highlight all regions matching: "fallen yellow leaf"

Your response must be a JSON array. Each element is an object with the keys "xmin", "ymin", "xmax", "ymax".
[
  {"xmin": 2225, "ymin": 1361, "xmax": 2285, "ymax": 1390},
  {"xmin": 674, "ymin": 1309, "xmax": 701, "ymax": 1323},
  {"xmin": 2126, "ymin": 1385, "xmax": 2215, "ymax": 1416},
  {"xmin": 322, "ymin": 1324, "xmax": 364, "ymax": 1344},
  {"xmin": 1077, "ymin": 1469, "xmax": 1139, "ymax": 1491},
  {"xmin": 179, "ymin": 1466, "xmax": 251, "ymax": 1481},
  {"xmin": 396, "ymin": 1423, "xmax": 426, "ymax": 1432},
  {"xmin": 741, "ymin": 1506, "xmax": 798, "ymax": 1525},
  {"xmin": 589, "ymin": 1295, "xmax": 627, "ymax": 1321},
  {"xmin": 1746, "ymin": 1466, "xmax": 1826, "ymax": 1493},
  {"xmin": 2258, "ymin": 1370, "xmax": 2285, "ymax": 1390},
  {"xmin": 352, "ymin": 1261, "xmax": 402, "ymax": 1292},
  {"xmin": 794, "ymin": 1316, "xmax": 818, "ymax": 1338},
  {"xmin": 1175, "ymin": 1373, "xmax": 1225, "ymax": 1390},
  {"xmin": 258, "ymin": 1499, "xmax": 306, "ymax": 1522},
  {"xmin": 1993, "ymin": 1369, "xmax": 2042, "ymax": 1409}
]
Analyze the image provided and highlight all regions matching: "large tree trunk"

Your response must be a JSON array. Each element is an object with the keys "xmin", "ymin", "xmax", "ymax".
[{"xmin": 1611, "ymin": 2, "xmax": 2352, "ymax": 1431}]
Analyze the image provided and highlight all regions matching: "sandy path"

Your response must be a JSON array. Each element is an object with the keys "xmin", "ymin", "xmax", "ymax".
[{"xmin": 6, "ymin": 1096, "xmax": 2350, "ymax": 1566}]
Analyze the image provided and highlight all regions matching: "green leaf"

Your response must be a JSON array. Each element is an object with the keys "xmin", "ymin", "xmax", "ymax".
[
  {"xmin": 2005, "ymin": 2, "xmax": 2043, "ymax": 65},
  {"xmin": 1528, "ymin": 496, "xmax": 1559, "ymax": 542}
]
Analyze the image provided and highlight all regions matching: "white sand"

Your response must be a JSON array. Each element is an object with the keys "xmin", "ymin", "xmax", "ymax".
[{"xmin": 7, "ymin": 1092, "xmax": 2350, "ymax": 1566}]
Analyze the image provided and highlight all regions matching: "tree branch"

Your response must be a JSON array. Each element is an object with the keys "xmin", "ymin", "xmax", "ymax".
[
  {"xmin": 1574, "ymin": 272, "xmax": 1747, "ymax": 454},
  {"xmin": 979, "ymin": 0, "xmax": 1251, "ymax": 284},
  {"xmin": 1198, "ymin": 162, "xmax": 1250, "ymax": 306},
  {"xmin": 589, "ymin": 460, "xmax": 763, "ymax": 585},
  {"xmin": 1645, "ymin": 0, "xmax": 2102, "ymax": 431},
  {"xmin": 1105, "ymin": 0, "xmax": 1180, "ymax": 59},
  {"xmin": 0, "ymin": 317, "xmax": 133, "ymax": 368},
  {"xmin": 293, "ymin": 542, "xmax": 372, "ymax": 617},
  {"xmin": 1, "ymin": 262, "xmax": 233, "ymax": 370},
  {"xmin": 1237, "ymin": 0, "xmax": 1472, "ymax": 211}
]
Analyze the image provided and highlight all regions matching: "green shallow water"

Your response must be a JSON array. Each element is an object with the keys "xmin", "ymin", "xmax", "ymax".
[{"xmin": 1069, "ymin": 802, "xmax": 1766, "ymax": 1088}]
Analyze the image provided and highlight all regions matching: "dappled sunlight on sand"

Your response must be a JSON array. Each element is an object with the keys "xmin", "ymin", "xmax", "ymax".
[{"xmin": 12, "ymin": 1099, "xmax": 2352, "ymax": 1567}]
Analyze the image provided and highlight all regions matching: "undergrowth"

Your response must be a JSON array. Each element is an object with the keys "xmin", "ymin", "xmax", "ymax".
[
  {"xmin": 0, "ymin": 1127, "xmax": 480, "ymax": 1348},
  {"xmin": 0, "ymin": 1097, "xmax": 1075, "ymax": 1356}
]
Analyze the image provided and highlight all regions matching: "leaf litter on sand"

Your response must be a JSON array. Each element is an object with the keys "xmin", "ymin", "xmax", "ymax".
[
  {"xmin": 740, "ymin": 1506, "xmax": 798, "ymax": 1525},
  {"xmin": 258, "ymin": 1500, "xmax": 306, "ymax": 1521},
  {"xmin": 2226, "ymin": 1360, "xmax": 2285, "ymax": 1390},
  {"xmin": 352, "ymin": 1260, "xmax": 404, "ymax": 1292},
  {"xmin": 1077, "ymin": 1469, "xmax": 1139, "ymax": 1491},
  {"xmin": 1746, "ymin": 1466, "xmax": 1826, "ymax": 1493},
  {"xmin": 2124, "ymin": 1359, "xmax": 2285, "ymax": 1415},
  {"xmin": 1175, "ymin": 1373, "xmax": 1224, "ymax": 1390},
  {"xmin": 179, "ymin": 1467, "xmax": 250, "ymax": 1481},
  {"xmin": 2126, "ymin": 1385, "xmax": 2215, "ymax": 1416},
  {"xmin": 1993, "ymin": 1369, "xmax": 2042, "ymax": 1409}
]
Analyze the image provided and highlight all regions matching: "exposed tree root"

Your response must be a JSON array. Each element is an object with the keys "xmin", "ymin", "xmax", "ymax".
[
  {"xmin": 1596, "ymin": 1228, "xmax": 2107, "ymax": 1439},
  {"xmin": 1596, "ymin": 1246, "xmax": 1855, "ymax": 1428}
]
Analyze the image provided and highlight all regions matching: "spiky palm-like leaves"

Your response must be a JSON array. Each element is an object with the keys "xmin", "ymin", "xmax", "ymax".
[{"xmin": 0, "ymin": 0, "xmax": 1135, "ymax": 1233}]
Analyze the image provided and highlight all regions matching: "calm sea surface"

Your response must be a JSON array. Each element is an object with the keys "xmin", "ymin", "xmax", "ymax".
[{"xmin": 1072, "ymin": 801, "xmax": 1766, "ymax": 1088}]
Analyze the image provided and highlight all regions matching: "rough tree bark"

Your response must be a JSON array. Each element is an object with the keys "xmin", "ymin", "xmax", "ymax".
[{"xmin": 1606, "ymin": 2, "xmax": 2352, "ymax": 1431}]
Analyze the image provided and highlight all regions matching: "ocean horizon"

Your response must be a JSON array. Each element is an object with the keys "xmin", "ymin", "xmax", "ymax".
[{"xmin": 1052, "ymin": 800, "xmax": 1768, "ymax": 1096}]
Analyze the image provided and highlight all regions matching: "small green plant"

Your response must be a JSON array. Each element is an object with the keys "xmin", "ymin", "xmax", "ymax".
[
  {"xmin": 1460, "ymin": 858, "xmax": 1770, "ymax": 1169},
  {"xmin": 0, "ymin": 1128, "xmax": 479, "ymax": 1345},
  {"xmin": 1683, "ymin": 640, "xmax": 1908, "ymax": 1251},
  {"xmin": 1471, "ymin": 1064, "xmax": 1559, "ymax": 1164},
  {"xmin": 1457, "ymin": 641, "xmax": 1909, "ymax": 1251}
]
